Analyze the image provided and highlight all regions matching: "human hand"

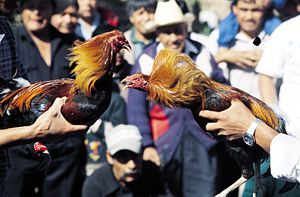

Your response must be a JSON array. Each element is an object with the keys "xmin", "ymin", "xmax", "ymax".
[
  {"xmin": 143, "ymin": 146, "xmax": 161, "ymax": 166},
  {"xmin": 32, "ymin": 97, "xmax": 87, "ymax": 138},
  {"xmin": 199, "ymin": 100, "xmax": 256, "ymax": 140}
]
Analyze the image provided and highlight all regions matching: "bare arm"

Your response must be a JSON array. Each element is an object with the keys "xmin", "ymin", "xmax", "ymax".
[
  {"xmin": 214, "ymin": 47, "xmax": 262, "ymax": 68},
  {"xmin": 0, "ymin": 97, "xmax": 87, "ymax": 146},
  {"xmin": 199, "ymin": 100, "xmax": 278, "ymax": 153},
  {"xmin": 258, "ymin": 74, "xmax": 278, "ymax": 105}
]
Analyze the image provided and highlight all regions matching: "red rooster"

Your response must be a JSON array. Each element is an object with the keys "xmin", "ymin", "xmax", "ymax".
[
  {"xmin": 0, "ymin": 30, "xmax": 130, "ymax": 131},
  {"xmin": 122, "ymin": 49, "xmax": 289, "ymax": 196}
]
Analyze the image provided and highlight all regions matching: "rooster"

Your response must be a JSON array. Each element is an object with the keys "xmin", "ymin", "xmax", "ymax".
[
  {"xmin": 122, "ymin": 49, "xmax": 291, "ymax": 196},
  {"xmin": 0, "ymin": 30, "xmax": 130, "ymax": 132}
]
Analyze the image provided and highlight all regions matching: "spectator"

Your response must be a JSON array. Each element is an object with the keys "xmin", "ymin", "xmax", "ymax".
[
  {"xmin": 7, "ymin": 0, "xmax": 87, "ymax": 196},
  {"xmin": 51, "ymin": 0, "xmax": 79, "ymax": 36},
  {"xmin": 127, "ymin": 0, "xmax": 230, "ymax": 196},
  {"xmin": 82, "ymin": 124, "xmax": 168, "ymax": 197},
  {"xmin": 210, "ymin": 0, "xmax": 280, "ymax": 99},
  {"xmin": 256, "ymin": 13, "xmax": 300, "ymax": 144},
  {"xmin": 258, "ymin": 9, "xmax": 300, "ymax": 108},
  {"xmin": 216, "ymin": 0, "xmax": 281, "ymax": 49},
  {"xmin": 0, "ymin": 0, "xmax": 86, "ymax": 196},
  {"xmin": 123, "ymin": 0, "xmax": 156, "ymax": 65},
  {"xmin": 210, "ymin": 1, "xmax": 300, "ymax": 194},
  {"xmin": 75, "ymin": 0, "xmax": 119, "ymax": 40},
  {"xmin": 276, "ymin": 0, "xmax": 300, "ymax": 21}
]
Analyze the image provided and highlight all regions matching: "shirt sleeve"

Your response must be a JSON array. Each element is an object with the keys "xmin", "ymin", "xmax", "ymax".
[
  {"xmin": 270, "ymin": 133, "xmax": 300, "ymax": 182},
  {"xmin": 255, "ymin": 26, "xmax": 286, "ymax": 78}
]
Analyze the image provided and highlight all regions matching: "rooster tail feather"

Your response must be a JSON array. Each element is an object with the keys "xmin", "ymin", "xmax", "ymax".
[
  {"xmin": 269, "ymin": 104, "xmax": 287, "ymax": 133},
  {"xmin": 240, "ymin": 95, "xmax": 282, "ymax": 132},
  {"xmin": 0, "ymin": 79, "xmax": 73, "ymax": 117},
  {"xmin": 1, "ymin": 77, "xmax": 29, "ymax": 117},
  {"xmin": 0, "ymin": 77, "xmax": 30, "ymax": 98}
]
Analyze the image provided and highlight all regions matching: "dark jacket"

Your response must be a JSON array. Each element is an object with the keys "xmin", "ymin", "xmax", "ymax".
[{"xmin": 82, "ymin": 162, "xmax": 169, "ymax": 197}]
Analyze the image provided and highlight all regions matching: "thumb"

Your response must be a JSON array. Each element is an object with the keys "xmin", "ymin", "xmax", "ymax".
[
  {"xmin": 68, "ymin": 124, "xmax": 88, "ymax": 131},
  {"xmin": 51, "ymin": 97, "xmax": 67, "ymax": 109}
]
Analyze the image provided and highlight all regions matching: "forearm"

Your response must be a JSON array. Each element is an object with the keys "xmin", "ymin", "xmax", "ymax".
[
  {"xmin": 0, "ymin": 124, "xmax": 37, "ymax": 146},
  {"xmin": 214, "ymin": 48, "xmax": 230, "ymax": 64},
  {"xmin": 254, "ymin": 122, "xmax": 279, "ymax": 153},
  {"xmin": 258, "ymin": 74, "xmax": 278, "ymax": 105}
]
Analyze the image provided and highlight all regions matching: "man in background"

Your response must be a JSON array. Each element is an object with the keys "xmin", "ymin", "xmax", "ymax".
[{"xmin": 82, "ymin": 124, "xmax": 168, "ymax": 197}]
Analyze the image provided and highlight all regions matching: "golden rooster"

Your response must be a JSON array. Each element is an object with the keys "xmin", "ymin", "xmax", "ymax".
[
  {"xmin": 0, "ymin": 30, "xmax": 130, "ymax": 130},
  {"xmin": 122, "ymin": 49, "xmax": 289, "ymax": 196}
]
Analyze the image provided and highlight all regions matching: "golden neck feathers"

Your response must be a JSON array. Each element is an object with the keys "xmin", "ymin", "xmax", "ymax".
[{"xmin": 68, "ymin": 31, "xmax": 121, "ymax": 95}]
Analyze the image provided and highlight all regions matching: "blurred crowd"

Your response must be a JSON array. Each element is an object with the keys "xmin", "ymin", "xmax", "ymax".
[{"xmin": 2, "ymin": 0, "xmax": 300, "ymax": 196}]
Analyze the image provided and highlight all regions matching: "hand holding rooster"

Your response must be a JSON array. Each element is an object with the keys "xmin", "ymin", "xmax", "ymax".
[
  {"xmin": 32, "ymin": 97, "xmax": 88, "ymax": 137},
  {"xmin": 0, "ymin": 30, "xmax": 130, "ymax": 146},
  {"xmin": 0, "ymin": 97, "xmax": 87, "ymax": 146},
  {"xmin": 200, "ymin": 99, "xmax": 278, "ymax": 152}
]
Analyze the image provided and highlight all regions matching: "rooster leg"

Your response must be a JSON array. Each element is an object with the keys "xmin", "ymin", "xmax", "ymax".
[{"xmin": 215, "ymin": 176, "xmax": 248, "ymax": 197}]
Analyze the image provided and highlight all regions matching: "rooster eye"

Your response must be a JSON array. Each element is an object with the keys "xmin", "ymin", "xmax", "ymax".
[{"xmin": 169, "ymin": 77, "xmax": 179, "ymax": 88}]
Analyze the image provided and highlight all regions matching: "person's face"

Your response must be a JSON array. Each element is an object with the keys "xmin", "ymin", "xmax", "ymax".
[
  {"xmin": 0, "ymin": 0, "xmax": 19, "ymax": 15},
  {"xmin": 157, "ymin": 23, "xmax": 187, "ymax": 52},
  {"xmin": 21, "ymin": 0, "xmax": 53, "ymax": 32},
  {"xmin": 107, "ymin": 150, "xmax": 141, "ymax": 183},
  {"xmin": 51, "ymin": 5, "xmax": 78, "ymax": 34},
  {"xmin": 129, "ymin": 7, "xmax": 155, "ymax": 34},
  {"xmin": 77, "ymin": 0, "xmax": 97, "ymax": 19},
  {"xmin": 233, "ymin": 0, "xmax": 265, "ymax": 37}
]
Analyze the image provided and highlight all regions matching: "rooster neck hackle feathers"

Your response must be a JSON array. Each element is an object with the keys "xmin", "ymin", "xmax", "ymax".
[
  {"xmin": 0, "ymin": 30, "xmax": 128, "ymax": 116},
  {"xmin": 147, "ymin": 49, "xmax": 227, "ymax": 108},
  {"xmin": 146, "ymin": 49, "xmax": 282, "ymax": 132},
  {"xmin": 68, "ymin": 30, "xmax": 122, "ymax": 96}
]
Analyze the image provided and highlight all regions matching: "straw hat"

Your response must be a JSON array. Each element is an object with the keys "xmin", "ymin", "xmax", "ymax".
[{"xmin": 154, "ymin": 0, "xmax": 185, "ymax": 27}]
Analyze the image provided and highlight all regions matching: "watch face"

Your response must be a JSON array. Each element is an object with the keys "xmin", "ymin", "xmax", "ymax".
[{"xmin": 243, "ymin": 134, "xmax": 254, "ymax": 147}]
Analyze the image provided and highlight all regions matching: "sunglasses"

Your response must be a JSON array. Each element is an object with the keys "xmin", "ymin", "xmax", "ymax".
[{"xmin": 112, "ymin": 150, "xmax": 141, "ymax": 164}]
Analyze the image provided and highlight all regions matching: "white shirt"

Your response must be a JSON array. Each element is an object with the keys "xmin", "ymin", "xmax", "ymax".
[
  {"xmin": 271, "ymin": 134, "xmax": 300, "ymax": 182},
  {"xmin": 75, "ymin": 12, "xmax": 100, "ymax": 40},
  {"xmin": 256, "ymin": 15, "xmax": 300, "ymax": 138},
  {"xmin": 256, "ymin": 15, "xmax": 300, "ymax": 182},
  {"xmin": 210, "ymin": 29, "xmax": 270, "ymax": 99}
]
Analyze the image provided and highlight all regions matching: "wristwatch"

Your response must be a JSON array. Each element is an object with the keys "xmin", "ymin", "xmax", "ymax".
[{"xmin": 243, "ymin": 118, "xmax": 262, "ymax": 147}]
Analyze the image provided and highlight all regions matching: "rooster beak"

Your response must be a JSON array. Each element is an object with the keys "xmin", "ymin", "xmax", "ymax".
[
  {"xmin": 122, "ymin": 38, "xmax": 131, "ymax": 51},
  {"xmin": 124, "ymin": 42, "xmax": 131, "ymax": 51},
  {"xmin": 121, "ymin": 77, "xmax": 130, "ymax": 89},
  {"xmin": 121, "ymin": 75, "xmax": 136, "ymax": 89}
]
